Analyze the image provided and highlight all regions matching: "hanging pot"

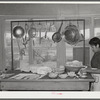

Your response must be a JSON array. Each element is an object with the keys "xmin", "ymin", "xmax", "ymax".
[
  {"xmin": 28, "ymin": 27, "xmax": 36, "ymax": 38},
  {"xmin": 52, "ymin": 21, "xmax": 63, "ymax": 43},
  {"xmin": 64, "ymin": 24, "xmax": 80, "ymax": 45},
  {"xmin": 13, "ymin": 25, "xmax": 24, "ymax": 38},
  {"xmin": 28, "ymin": 22, "xmax": 36, "ymax": 38}
]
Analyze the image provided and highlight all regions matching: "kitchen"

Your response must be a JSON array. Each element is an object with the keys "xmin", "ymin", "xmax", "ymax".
[{"xmin": 0, "ymin": 3, "xmax": 100, "ymax": 91}]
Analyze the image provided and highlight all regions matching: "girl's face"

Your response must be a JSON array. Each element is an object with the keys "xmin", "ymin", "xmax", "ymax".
[{"xmin": 91, "ymin": 44, "xmax": 99, "ymax": 53}]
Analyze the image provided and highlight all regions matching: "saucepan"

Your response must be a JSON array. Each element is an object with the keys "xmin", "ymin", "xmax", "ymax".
[{"xmin": 52, "ymin": 21, "xmax": 63, "ymax": 43}]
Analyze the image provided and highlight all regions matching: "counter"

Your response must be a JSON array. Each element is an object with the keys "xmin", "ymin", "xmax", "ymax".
[{"xmin": 0, "ymin": 73, "xmax": 94, "ymax": 91}]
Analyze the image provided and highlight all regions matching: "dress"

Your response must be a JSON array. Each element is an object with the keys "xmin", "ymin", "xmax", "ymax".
[{"xmin": 91, "ymin": 51, "xmax": 100, "ymax": 91}]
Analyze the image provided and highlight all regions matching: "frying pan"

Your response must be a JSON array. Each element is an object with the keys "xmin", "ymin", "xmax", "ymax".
[
  {"xmin": 13, "ymin": 25, "xmax": 24, "ymax": 38},
  {"xmin": 64, "ymin": 24, "xmax": 80, "ymax": 45},
  {"xmin": 52, "ymin": 21, "xmax": 63, "ymax": 43}
]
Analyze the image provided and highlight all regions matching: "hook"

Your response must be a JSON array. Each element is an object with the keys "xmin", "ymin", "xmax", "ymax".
[{"xmin": 77, "ymin": 20, "xmax": 79, "ymax": 28}]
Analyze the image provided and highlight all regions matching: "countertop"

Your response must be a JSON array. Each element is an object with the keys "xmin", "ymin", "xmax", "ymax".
[
  {"xmin": 0, "ymin": 70, "xmax": 95, "ymax": 91},
  {"xmin": 0, "ymin": 72, "xmax": 94, "ymax": 82}
]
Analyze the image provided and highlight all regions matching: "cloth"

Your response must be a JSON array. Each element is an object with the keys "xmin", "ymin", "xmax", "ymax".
[
  {"xmin": 91, "ymin": 51, "xmax": 100, "ymax": 69},
  {"xmin": 92, "ymin": 74, "xmax": 100, "ymax": 91}
]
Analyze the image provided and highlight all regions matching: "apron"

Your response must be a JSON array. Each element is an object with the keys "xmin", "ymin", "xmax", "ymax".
[{"xmin": 92, "ymin": 74, "xmax": 100, "ymax": 91}]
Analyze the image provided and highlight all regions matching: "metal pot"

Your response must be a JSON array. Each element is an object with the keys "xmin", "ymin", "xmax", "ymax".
[
  {"xmin": 64, "ymin": 24, "xmax": 80, "ymax": 45},
  {"xmin": 28, "ymin": 27, "xmax": 36, "ymax": 38},
  {"xmin": 13, "ymin": 25, "xmax": 24, "ymax": 38}
]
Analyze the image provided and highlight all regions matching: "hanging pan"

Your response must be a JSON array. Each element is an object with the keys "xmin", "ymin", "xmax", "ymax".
[
  {"xmin": 63, "ymin": 21, "xmax": 80, "ymax": 45},
  {"xmin": 28, "ymin": 22, "xmax": 36, "ymax": 38},
  {"xmin": 22, "ymin": 22, "xmax": 30, "ymax": 48},
  {"xmin": 52, "ymin": 21, "xmax": 63, "ymax": 43},
  {"xmin": 13, "ymin": 25, "xmax": 24, "ymax": 38}
]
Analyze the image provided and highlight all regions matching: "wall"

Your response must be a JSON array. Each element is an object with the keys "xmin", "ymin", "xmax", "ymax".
[{"xmin": 0, "ymin": 4, "xmax": 100, "ymax": 16}]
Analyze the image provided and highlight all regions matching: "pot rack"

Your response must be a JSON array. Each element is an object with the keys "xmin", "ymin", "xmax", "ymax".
[{"xmin": 10, "ymin": 19, "xmax": 85, "ymax": 70}]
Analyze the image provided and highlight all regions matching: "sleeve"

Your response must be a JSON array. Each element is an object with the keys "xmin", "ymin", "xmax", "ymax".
[{"xmin": 91, "ymin": 59, "xmax": 98, "ymax": 68}]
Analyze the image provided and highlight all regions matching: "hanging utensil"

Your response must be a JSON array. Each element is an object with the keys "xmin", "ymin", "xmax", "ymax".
[
  {"xmin": 77, "ymin": 21, "xmax": 84, "ymax": 42},
  {"xmin": 39, "ymin": 29, "xmax": 42, "ymax": 44},
  {"xmin": 22, "ymin": 22, "xmax": 30, "ymax": 48},
  {"xmin": 64, "ymin": 21, "xmax": 80, "ymax": 45},
  {"xmin": 28, "ymin": 22, "xmax": 36, "ymax": 38},
  {"xmin": 44, "ymin": 21, "xmax": 48, "ymax": 39},
  {"xmin": 45, "ymin": 31, "xmax": 47, "ymax": 39},
  {"xmin": 38, "ymin": 22, "xmax": 42, "ymax": 44},
  {"xmin": 13, "ymin": 24, "xmax": 24, "ymax": 38},
  {"xmin": 50, "ymin": 21, "xmax": 56, "ymax": 32},
  {"xmin": 16, "ymin": 38, "xmax": 25, "ymax": 60},
  {"xmin": 52, "ymin": 21, "xmax": 63, "ymax": 43}
]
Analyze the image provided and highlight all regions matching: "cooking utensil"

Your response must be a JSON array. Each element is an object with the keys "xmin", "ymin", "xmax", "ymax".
[
  {"xmin": 16, "ymin": 38, "xmax": 25, "ymax": 60},
  {"xmin": 44, "ymin": 30, "xmax": 47, "ymax": 39},
  {"xmin": 50, "ymin": 21, "xmax": 56, "ymax": 32},
  {"xmin": 52, "ymin": 21, "xmax": 63, "ymax": 43},
  {"xmin": 64, "ymin": 22, "xmax": 80, "ymax": 45},
  {"xmin": 44, "ymin": 21, "xmax": 48, "ymax": 39},
  {"xmin": 44, "ymin": 21, "xmax": 51, "ymax": 39},
  {"xmin": 22, "ymin": 23, "xmax": 30, "ymax": 48},
  {"xmin": 76, "ymin": 21, "xmax": 84, "ymax": 42},
  {"xmin": 13, "ymin": 25, "xmax": 24, "ymax": 38},
  {"xmin": 28, "ymin": 22, "xmax": 36, "ymax": 38}
]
